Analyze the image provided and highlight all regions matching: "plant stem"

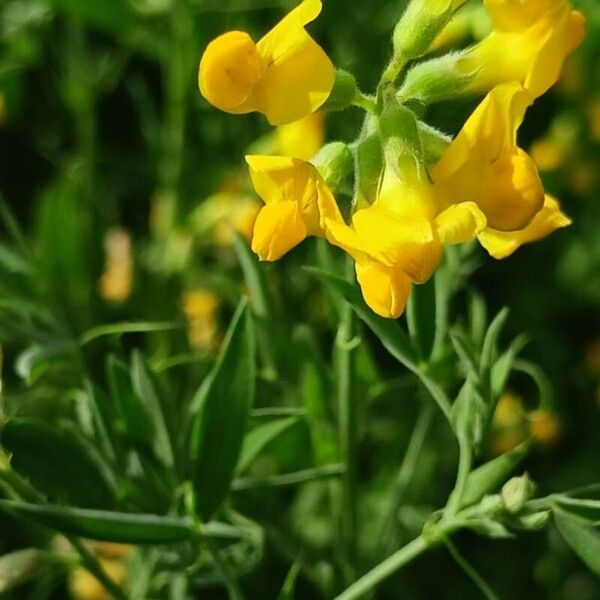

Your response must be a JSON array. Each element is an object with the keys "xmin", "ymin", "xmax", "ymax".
[
  {"xmin": 444, "ymin": 435, "xmax": 472, "ymax": 520},
  {"xmin": 377, "ymin": 402, "xmax": 434, "ymax": 554},
  {"xmin": 208, "ymin": 541, "xmax": 245, "ymax": 600},
  {"xmin": 352, "ymin": 91, "xmax": 377, "ymax": 113},
  {"xmin": 69, "ymin": 537, "xmax": 128, "ymax": 600},
  {"xmin": 231, "ymin": 464, "xmax": 345, "ymax": 491},
  {"xmin": 334, "ymin": 535, "xmax": 429, "ymax": 600},
  {"xmin": 336, "ymin": 296, "xmax": 359, "ymax": 583}
]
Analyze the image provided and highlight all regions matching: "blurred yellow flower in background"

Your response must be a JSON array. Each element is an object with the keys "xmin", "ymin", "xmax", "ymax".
[
  {"xmin": 529, "ymin": 409, "xmax": 561, "ymax": 446},
  {"xmin": 198, "ymin": 0, "xmax": 334, "ymax": 125},
  {"xmin": 69, "ymin": 543, "xmax": 129, "ymax": 600},
  {"xmin": 182, "ymin": 289, "xmax": 220, "ymax": 351},
  {"xmin": 99, "ymin": 229, "xmax": 133, "ymax": 303}
]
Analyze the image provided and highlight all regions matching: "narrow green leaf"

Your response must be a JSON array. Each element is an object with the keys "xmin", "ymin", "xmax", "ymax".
[
  {"xmin": 190, "ymin": 301, "xmax": 255, "ymax": 520},
  {"xmin": 450, "ymin": 375, "xmax": 486, "ymax": 448},
  {"xmin": 15, "ymin": 341, "xmax": 72, "ymax": 384},
  {"xmin": 480, "ymin": 308, "xmax": 509, "ymax": 375},
  {"xmin": 0, "ymin": 500, "xmax": 202, "ymax": 544},
  {"xmin": 80, "ymin": 321, "xmax": 180, "ymax": 346},
  {"xmin": 1, "ymin": 419, "xmax": 115, "ymax": 509},
  {"xmin": 461, "ymin": 440, "xmax": 532, "ymax": 508},
  {"xmin": 554, "ymin": 506, "xmax": 600, "ymax": 575},
  {"xmin": 307, "ymin": 268, "xmax": 418, "ymax": 369},
  {"xmin": 406, "ymin": 277, "xmax": 436, "ymax": 360},
  {"xmin": 554, "ymin": 498, "xmax": 600, "ymax": 526},
  {"xmin": 233, "ymin": 232, "xmax": 278, "ymax": 377},
  {"xmin": 490, "ymin": 334, "xmax": 529, "ymax": 399},
  {"xmin": 449, "ymin": 330, "xmax": 479, "ymax": 377},
  {"xmin": 130, "ymin": 351, "xmax": 174, "ymax": 467},
  {"xmin": 236, "ymin": 417, "xmax": 300, "ymax": 474}
]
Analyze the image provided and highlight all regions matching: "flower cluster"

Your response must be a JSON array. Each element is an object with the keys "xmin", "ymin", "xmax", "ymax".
[{"xmin": 198, "ymin": 0, "xmax": 583, "ymax": 318}]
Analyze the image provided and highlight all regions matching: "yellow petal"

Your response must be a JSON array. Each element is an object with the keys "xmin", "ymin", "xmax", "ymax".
[
  {"xmin": 435, "ymin": 202, "xmax": 487, "ymax": 244},
  {"xmin": 254, "ymin": 0, "xmax": 334, "ymax": 125},
  {"xmin": 478, "ymin": 195, "xmax": 571, "ymax": 259},
  {"xmin": 199, "ymin": 31, "xmax": 264, "ymax": 112},
  {"xmin": 251, "ymin": 200, "xmax": 308, "ymax": 261},
  {"xmin": 433, "ymin": 84, "xmax": 544, "ymax": 231},
  {"xmin": 275, "ymin": 112, "xmax": 325, "ymax": 160},
  {"xmin": 355, "ymin": 260, "xmax": 412, "ymax": 319},
  {"xmin": 245, "ymin": 154, "xmax": 341, "ymax": 236}
]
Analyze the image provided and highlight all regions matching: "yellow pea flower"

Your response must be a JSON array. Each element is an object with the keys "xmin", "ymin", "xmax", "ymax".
[
  {"xmin": 325, "ymin": 166, "xmax": 486, "ymax": 318},
  {"xmin": 99, "ymin": 229, "xmax": 133, "ymax": 303},
  {"xmin": 246, "ymin": 155, "xmax": 342, "ymax": 261},
  {"xmin": 275, "ymin": 112, "xmax": 325, "ymax": 160},
  {"xmin": 433, "ymin": 83, "xmax": 544, "ymax": 233},
  {"xmin": 529, "ymin": 408, "xmax": 561, "ymax": 446},
  {"xmin": 458, "ymin": 0, "xmax": 585, "ymax": 98},
  {"xmin": 478, "ymin": 195, "xmax": 571, "ymax": 258},
  {"xmin": 182, "ymin": 290, "xmax": 220, "ymax": 352},
  {"xmin": 199, "ymin": 0, "xmax": 334, "ymax": 125}
]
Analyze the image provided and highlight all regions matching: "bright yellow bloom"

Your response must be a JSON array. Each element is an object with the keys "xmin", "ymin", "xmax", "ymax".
[
  {"xmin": 325, "ymin": 165, "xmax": 486, "ymax": 318},
  {"xmin": 198, "ymin": 0, "xmax": 334, "ymax": 125},
  {"xmin": 99, "ymin": 229, "xmax": 133, "ymax": 303},
  {"xmin": 458, "ymin": 0, "xmax": 585, "ymax": 98},
  {"xmin": 182, "ymin": 290, "xmax": 220, "ymax": 351},
  {"xmin": 275, "ymin": 112, "xmax": 325, "ymax": 160},
  {"xmin": 246, "ymin": 155, "xmax": 342, "ymax": 261},
  {"xmin": 478, "ymin": 195, "xmax": 571, "ymax": 258},
  {"xmin": 433, "ymin": 83, "xmax": 545, "ymax": 233}
]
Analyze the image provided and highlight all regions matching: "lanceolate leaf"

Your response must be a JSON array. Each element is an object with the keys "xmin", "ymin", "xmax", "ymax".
[
  {"xmin": 189, "ymin": 301, "xmax": 255, "ymax": 520},
  {"xmin": 0, "ymin": 419, "xmax": 115, "ymax": 509},
  {"xmin": 554, "ymin": 506, "xmax": 600, "ymax": 575},
  {"xmin": 236, "ymin": 417, "xmax": 300, "ymax": 474}
]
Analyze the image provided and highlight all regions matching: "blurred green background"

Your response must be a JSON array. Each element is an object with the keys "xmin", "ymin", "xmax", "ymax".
[{"xmin": 0, "ymin": 0, "xmax": 599, "ymax": 598}]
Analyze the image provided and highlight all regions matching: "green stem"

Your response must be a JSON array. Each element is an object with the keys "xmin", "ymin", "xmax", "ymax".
[
  {"xmin": 231, "ymin": 464, "xmax": 345, "ymax": 491},
  {"xmin": 334, "ymin": 535, "xmax": 429, "ymax": 600},
  {"xmin": 208, "ymin": 541, "xmax": 245, "ymax": 600},
  {"xmin": 69, "ymin": 537, "xmax": 128, "ymax": 600},
  {"xmin": 443, "ymin": 538, "xmax": 499, "ymax": 600},
  {"xmin": 444, "ymin": 435, "xmax": 472, "ymax": 520},
  {"xmin": 351, "ymin": 91, "xmax": 377, "ymax": 113},
  {"xmin": 336, "ymin": 296, "xmax": 359, "ymax": 583},
  {"xmin": 377, "ymin": 403, "xmax": 434, "ymax": 554}
]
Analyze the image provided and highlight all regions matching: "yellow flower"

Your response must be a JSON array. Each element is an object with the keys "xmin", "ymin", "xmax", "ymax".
[
  {"xmin": 489, "ymin": 392, "xmax": 527, "ymax": 454},
  {"xmin": 198, "ymin": 0, "xmax": 334, "ymax": 125},
  {"xmin": 529, "ymin": 409, "xmax": 561, "ymax": 446},
  {"xmin": 246, "ymin": 155, "xmax": 342, "ymax": 261},
  {"xmin": 459, "ymin": 0, "xmax": 585, "ymax": 98},
  {"xmin": 182, "ymin": 290, "xmax": 219, "ymax": 351},
  {"xmin": 325, "ymin": 165, "xmax": 486, "ymax": 318},
  {"xmin": 478, "ymin": 195, "xmax": 571, "ymax": 258},
  {"xmin": 433, "ymin": 83, "xmax": 545, "ymax": 233},
  {"xmin": 275, "ymin": 112, "xmax": 325, "ymax": 160},
  {"xmin": 99, "ymin": 229, "xmax": 133, "ymax": 303}
]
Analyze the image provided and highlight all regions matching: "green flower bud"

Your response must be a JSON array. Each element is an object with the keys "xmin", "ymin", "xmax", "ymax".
[
  {"xmin": 321, "ymin": 69, "xmax": 358, "ymax": 112},
  {"xmin": 392, "ymin": 0, "xmax": 469, "ymax": 61},
  {"xmin": 397, "ymin": 51, "xmax": 477, "ymax": 105},
  {"xmin": 355, "ymin": 133, "xmax": 383, "ymax": 204},
  {"xmin": 501, "ymin": 474, "xmax": 536, "ymax": 514},
  {"xmin": 311, "ymin": 141, "xmax": 353, "ymax": 190},
  {"xmin": 517, "ymin": 511, "xmax": 551, "ymax": 530}
]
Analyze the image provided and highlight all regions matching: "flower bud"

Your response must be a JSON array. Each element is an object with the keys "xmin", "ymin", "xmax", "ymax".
[
  {"xmin": 517, "ymin": 510, "xmax": 550, "ymax": 530},
  {"xmin": 321, "ymin": 69, "xmax": 358, "ymax": 112},
  {"xmin": 355, "ymin": 133, "xmax": 383, "ymax": 204},
  {"xmin": 311, "ymin": 142, "xmax": 353, "ymax": 190},
  {"xmin": 393, "ymin": 0, "xmax": 468, "ymax": 60},
  {"xmin": 501, "ymin": 473, "xmax": 535, "ymax": 514},
  {"xmin": 397, "ymin": 51, "xmax": 476, "ymax": 105}
]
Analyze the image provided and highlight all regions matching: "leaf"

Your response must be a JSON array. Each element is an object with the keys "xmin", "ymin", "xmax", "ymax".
[
  {"xmin": 480, "ymin": 308, "xmax": 509, "ymax": 376},
  {"xmin": 307, "ymin": 268, "xmax": 418, "ymax": 369},
  {"xmin": 449, "ymin": 329, "xmax": 479, "ymax": 377},
  {"xmin": 0, "ymin": 419, "xmax": 115, "ymax": 509},
  {"xmin": 130, "ymin": 351, "xmax": 174, "ymax": 467},
  {"xmin": 406, "ymin": 277, "xmax": 436, "ymax": 361},
  {"xmin": 450, "ymin": 375, "xmax": 487, "ymax": 449},
  {"xmin": 554, "ymin": 506, "xmax": 600, "ymax": 575},
  {"xmin": 189, "ymin": 301, "xmax": 255, "ymax": 520},
  {"xmin": 0, "ymin": 549, "xmax": 50, "ymax": 593},
  {"xmin": 553, "ymin": 497, "xmax": 600, "ymax": 526},
  {"xmin": 81, "ymin": 321, "xmax": 180, "ymax": 346},
  {"xmin": 233, "ymin": 232, "xmax": 279, "ymax": 377},
  {"xmin": 461, "ymin": 440, "xmax": 532, "ymax": 508},
  {"xmin": 0, "ymin": 500, "xmax": 238, "ymax": 545},
  {"xmin": 237, "ymin": 417, "xmax": 300, "ymax": 475},
  {"xmin": 15, "ymin": 341, "xmax": 72, "ymax": 384},
  {"xmin": 490, "ymin": 334, "xmax": 529, "ymax": 399}
]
